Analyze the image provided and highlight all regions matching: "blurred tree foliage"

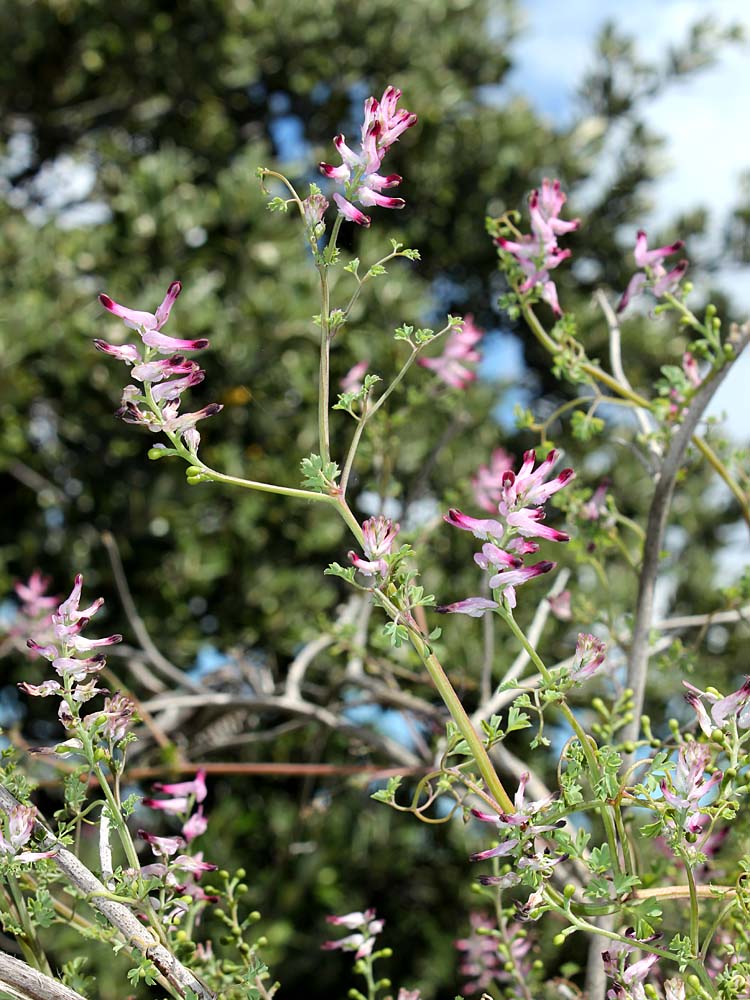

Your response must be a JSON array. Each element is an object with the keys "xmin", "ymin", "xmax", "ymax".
[{"xmin": 0, "ymin": 1, "xmax": 747, "ymax": 996}]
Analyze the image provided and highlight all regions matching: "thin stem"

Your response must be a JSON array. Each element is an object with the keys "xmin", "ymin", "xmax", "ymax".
[
  {"xmin": 200, "ymin": 464, "xmax": 336, "ymax": 504},
  {"xmin": 520, "ymin": 302, "xmax": 750, "ymax": 525},
  {"xmin": 679, "ymin": 847, "xmax": 700, "ymax": 954},
  {"xmin": 498, "ymin": 607, "xmax": 625, "ymax": 879},
  {"xmin": 340, "ymin": 348, "xmax": 419, "ymax": 495},
  {"xmin": 318, "ymin": 266, "xmax": 332, "ymax": 466},
  {"xmin": 375, "ymin": 592, "xmax": 514, "ymax": 813},
  {"xmin": 7, "ymin": 875, "xmax": 52, "ymax": 976}
]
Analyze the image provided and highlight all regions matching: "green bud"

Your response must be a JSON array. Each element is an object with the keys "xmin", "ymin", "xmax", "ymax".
[
  {"xmin": 686, "ymin": 974, "xmax": 701, "ymax": 989},
  {"xmin": 256, "ymin": 936, "xmax": 268, "ymax": 947},
  {"xmin": 237, "ymin": 883, "xmax": 248, "ymax": 894},
  {"xmin": 711, "ymin": 729, "xmax": 724, "ymax": 743},
  {"xmin": 236, "ymin": 868, "xmax": 246, "ymax": 879},
  {"xmin": 148, "ymin": 447, "xmax": 169, "ymax": 460},
  {"xmin": 591, "ymin": 697, "xmax": 606, "ymax": 715},
  {"xmin": 563, "ymin": 884, "xmax": 576, "ymax": 899},
  {"xmin": 376, "ymin": 979, "xmax": 391, "ymax": 990},
  {"xmin": 553, "ymin": 933, "xmax": 566, "ymax": 947},
  {"xmin": 622, "ymin": 741, "xmax": 635, "ymax": 754},
  {"xmin": 504, "ymin": 961, "xmax": 514, "ymax": 973},
  {"xmin": 249, "ymin": 910, "xmax": 261, "ymax": 922},
  {"xmin": 725, "ymin": 767, "xmax": 738, "ymax": 779},
  {"xmin": 379, "ymin": 947, "xmax": 393, "ymax": 958},
  {"xmin": 532, "ymin": 960, "xmax": 544, "ymax": 971}
]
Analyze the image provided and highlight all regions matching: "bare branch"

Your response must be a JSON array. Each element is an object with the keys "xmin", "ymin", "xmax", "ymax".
[
  {"xmin": 0, "ymin": 952, "xmax": 87, "ymax": 1000},
  {"xmin": 595, "ymin": 289, "xmax": 658, "ymax": 454},
  {"xmin": 101, "ymin": 531, "xmax": 204, "ymax": 694},
  {"xmin": 623, "ymin": 321, "xmax": 750, "ymax": 747}
]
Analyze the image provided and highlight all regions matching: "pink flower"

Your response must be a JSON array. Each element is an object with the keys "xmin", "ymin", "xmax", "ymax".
[
  {"xmin": 443, "ymin": 509, "xmax": 504, "ymax": 541},
  {"xmin": 98, "ymin": 282, "xmax": 209, "ymax": 354},
  {"xmin": 320, "ymin": 86, "xmax": 416, "ymax": 227},
  {"xmin": 340, "ymin": 360, "xmax": 370, "ymax": 394},
  {"xmin": 547, "ymin": 590, "xmax": 572, "ymax": 620},
  {"xmin": 617, "ymin": 231, "xmax": 688, "ymax": 312},
  {"xmin": 0, "ymin": 805, "xmax": 57, "ymax": 863},
  {"xmin": 348, "ymin": 516, "xmax": 400, "ymax": 578},
  {"xmin": 471, "ymin": 448, "xmax": 514, "ymax": 512},
  {"xmin": 499, "ymin": 449, "xmax": 574, "ymax": 513},
  {"xmin": 684, "ymin": 676, "xmax": 750, "ymax": 736},
  {"xmin": 418, "ymin": 316, "xmax": 483, "ymax": 389},
  {"xmin": 182, "ymin": 808, "xmax": 208, "ymax": 842},
  {"xmin": 660, "ymin": 742, "xmax": 722, "ymax": 834},
  {"xmin": 495, "ymin": 179, "xmax": 579, "ymax": 316},
  {"xmin": 441, "ymin": 450, "xmax": 572, "ymax": 612},
  {"xmin": 435, "ymin": 597, "xmax": 499, "ymax": 618},
  {"xmin": 152, "ymin": 770, "xmax": 208, "ymax": 805},
  {"xmin": 14, "ymin": 573, "xmax": 58, "ymax": 615},
  {"xmin": 322, "ymin": 909, "xmax": 384, "ymax": 959},
  {"xmin": 569, "ymin": 633, "xmax": 607, "ymax": 682},
  {"xmin": 142, "ymin": 795, "xmax": 190, "ymax": 815},
  {"xmin": 682, "ymin": 351, "xmax": 701, "ymax": 388},
  {"xmin": 581, "ymin": 479, "xmax": 610, "ymax": 521},
  {"xmin": 455, "ymin": 912, "xmax": 506, "ymax": 995},
  {"xmin": 138, "ymin": 829, "xmax": 185, "ymax": 857}
]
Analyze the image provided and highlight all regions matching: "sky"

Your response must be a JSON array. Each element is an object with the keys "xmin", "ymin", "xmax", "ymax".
[{"xmin": 503, "ymin": 0, "xmax": 750, "ymax": 436}]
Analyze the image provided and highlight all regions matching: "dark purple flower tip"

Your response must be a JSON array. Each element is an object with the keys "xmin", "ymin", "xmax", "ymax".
[{"xmin": 98, "ymin": 293, "xmax": 115, "ymax": 310}]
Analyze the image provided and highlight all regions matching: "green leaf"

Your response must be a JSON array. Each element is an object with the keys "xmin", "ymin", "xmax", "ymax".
[
  {"xmin": 505, "ymin": 705, "xmax": 531, "ymax": 734},
  {"xmin": 371, "ymin": 775, "xmax": 403, "ymax": 804},
  {"xmin": 324, "ymin": 562, "xmax": 357, "ymax": 584},
  {"xmin": 300, "ymin": 453, "xmax": 340, "ymax": 492}
]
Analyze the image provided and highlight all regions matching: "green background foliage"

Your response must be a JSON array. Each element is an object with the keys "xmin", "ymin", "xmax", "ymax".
[{"xmin": 1, "ymin": 1, "xmax": 748, "ymax": 996}]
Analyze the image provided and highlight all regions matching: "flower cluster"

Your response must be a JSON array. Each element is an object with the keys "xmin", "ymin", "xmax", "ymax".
[
  {"xmin": 137, "ymin": 770, "xmax": 217, "ymax": 923},
  {"xmin": 417, "ymin": 315, "xmax": 483, "ymax": 389},
  {"xmin": 322, "ymin": 908, "xmax": 384, "ymax": 959},
  {"xmin": 471, "ymin": 447, "xmax": 514, "ymax": 513},
  {"xmin": 319, "ymin": 86, "xmax": 417, "ymax": 227},
  {"xmin": 495, "ymin": 178, "xmax": 579, "ymax": 316},
  {"xmin": 454, "ymin": 912, "xmax": 505, "ymax": 995},
  {"xmin": 144, "ymin": 769, "xmax": 209, "ymax": 843},
  {"xmin": 602, "ymin": 932, "xmax": 661, "ymax": 1000},
  {"xmin": 659, "ymin": 742, "xmax": 721, "ymax": 836},
  {"xmin": 568, "ymin": 632, "xmax": 607, "ymax": 683},
  {"xmin": 617, "ymin": 231, "xmax": 688, "ymax": 313},
  {"xmin": 469, "ymin": 774, "xmax": 565, "ymax": 896},
  {"xmin": 95, "ymin": 282, "xmax": 222, "ymax": 451},
  {"xmin": 4, "ymin": 571, "xmax": 58, "ymax": 658},
  {"xmin": 438, "ymin": 449, "xmax": 573, "ymax": 615},
  {"xmin": 20, "ymin": 575, "xmax": 125, "ymax": 741},
  {"xmin": 348, "ymin": 516, "xmax": 400, "ymax": 578}
]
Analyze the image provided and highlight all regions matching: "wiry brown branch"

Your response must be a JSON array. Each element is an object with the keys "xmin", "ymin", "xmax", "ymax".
[
  {"xmin": 623, "ymin": 321, "xmax": 750, "ymax": 747},
  {"xmin": 101, "ymin": 531, "xmax": 205, "ymax": 694}
]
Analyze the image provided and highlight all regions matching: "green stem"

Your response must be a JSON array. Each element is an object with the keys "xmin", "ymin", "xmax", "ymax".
[
  {"xmin": 498, "ymin": 607, "xmax": 625, "ymax": 879},
  {"xmin": 376, "ymin": 592, "xmax": 513, "ymax": 813},
  {"xmin": 6, "ymin": 875, "xmax": 52, "ymax": 976},
  {"xmin": 318, "ymin": 267, "xmax": 332, "ymax": 466},
  {"xmin": 679, "ymin": 847, "xmax": 701, "ymax": 954},
  {"xmin": 340, "ymin": 348, "xmax": 419, "ymax": 495}
]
